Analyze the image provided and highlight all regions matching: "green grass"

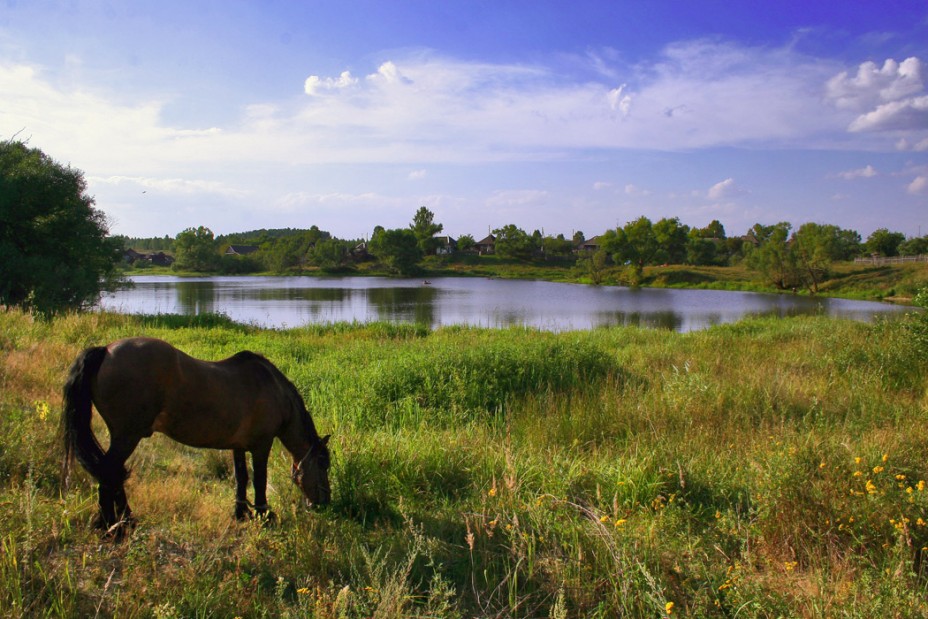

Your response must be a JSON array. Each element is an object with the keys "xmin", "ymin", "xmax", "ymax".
[{"xmin": 1, "ymin": 307, "xmax": 927, "ymax": 617}]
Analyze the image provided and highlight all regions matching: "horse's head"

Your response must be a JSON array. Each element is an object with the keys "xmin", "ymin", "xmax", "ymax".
[{"xmin": 291, "ymin": 434, "xmax": 331, "ymax": 507}]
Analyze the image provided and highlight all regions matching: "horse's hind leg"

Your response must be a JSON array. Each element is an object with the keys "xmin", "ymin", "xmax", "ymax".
[
  {"xmin": 93, "ymin": 484, "xmax": 117, "ymax": 531},
  {"xmin": 104, "ymin": 435, "xmax": 141, "ymax": 535},
  {"xmin": 233, "ymin": 449, "xmax": 252, "ymax": 520}
]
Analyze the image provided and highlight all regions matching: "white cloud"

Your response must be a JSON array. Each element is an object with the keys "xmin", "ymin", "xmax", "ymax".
[
  {"xmin": 826, "ymin": 57, "xmax": 928, "ymax": 133},
  {"xmin": 848, "ymin": 95, "xmax": 928, "ymax": 132},
  {"xmin": 837, "ymin": 165, "xmax": 878, "ymax": 180},
  {"xmin": 624, "ymin": 183, "xmax": 651, "ymax": 196},
  {"xmin": 707, "ymin": 178, "xmax": 742, "ymax": 201},
  {"xmin": 408, "ymin": 169, "xmax": 427, "ymax": 180},
  {"xmin": 826, "ymin": 57, "xmax": 924, "ymax": 111},
  {"xmin": 908, "ymin": 175, "xmax": 928, "ymax": 195},
  {"xmin": 304, "ymin": 70, "xmax": 358, "ymax": 96},
  {"xmin": 593, "ymin": 181, "xmax": 612, "ymax": 190},
  {"xmin": 607, "ymin": 84, "xmax": 631, "ymax": 116}
]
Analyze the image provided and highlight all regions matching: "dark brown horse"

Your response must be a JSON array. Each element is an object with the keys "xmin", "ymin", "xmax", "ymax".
[{"xmin": 62, "ymin": 337, "xmax": 331, "ymax": 536}]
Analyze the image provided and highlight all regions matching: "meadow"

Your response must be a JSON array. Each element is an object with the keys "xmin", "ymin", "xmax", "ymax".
[{"xmin": 1, "ymin": 305, "xmax": 927, "ymax": 618}]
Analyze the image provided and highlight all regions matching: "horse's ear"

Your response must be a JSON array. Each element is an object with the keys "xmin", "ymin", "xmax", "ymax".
[{"xmin": 320, "ymin": 434, "xmax": 330, "ymax": 445}]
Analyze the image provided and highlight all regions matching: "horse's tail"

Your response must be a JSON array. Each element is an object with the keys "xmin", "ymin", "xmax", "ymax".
[{"xmin": 62, "ymin": 346, "xmax": 110, "ymax": 490}]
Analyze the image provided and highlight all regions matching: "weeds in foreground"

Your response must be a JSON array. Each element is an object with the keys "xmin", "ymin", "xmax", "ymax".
[{"xmin": 0, "ymin": 307, "xmax": 926, "ymax": 617}]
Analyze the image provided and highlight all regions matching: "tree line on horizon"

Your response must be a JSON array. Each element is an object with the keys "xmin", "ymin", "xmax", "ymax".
[{"xmin": 124, "ymin": 207, "xmax": 927, "ymax": 290}]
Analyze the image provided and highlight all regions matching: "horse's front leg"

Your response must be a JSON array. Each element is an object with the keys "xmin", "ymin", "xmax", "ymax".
[
  {"xmin": 251, "ymin": 444, "xmax": 276, "ymax": 523},
  {"xmin": 233, "ymin": 449, "xmax": 251, "ymax": 521}
]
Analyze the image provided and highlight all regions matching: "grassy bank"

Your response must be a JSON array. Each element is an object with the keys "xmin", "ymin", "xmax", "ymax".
[{"xmin": 1, "ymin": 308, "xmax": 927, "ymax": 617}]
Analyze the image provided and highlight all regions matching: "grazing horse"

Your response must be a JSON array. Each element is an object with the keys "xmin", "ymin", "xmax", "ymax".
[{"xmin": 62, "ymin": 337, "xmax": 331, "ymax": 536}]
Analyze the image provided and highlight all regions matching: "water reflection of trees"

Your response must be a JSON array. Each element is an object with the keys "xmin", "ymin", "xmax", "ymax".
[
  {"xmin": 175, "ymin": 281, "xmax": 216, "ymax": 315},
  {"xmin": 365, "ymin": 286, "xmax": 438, "ymax": 326},
  {"xmin": 593, "ymin": 311, "xmax": 683, "ymax": 331}
]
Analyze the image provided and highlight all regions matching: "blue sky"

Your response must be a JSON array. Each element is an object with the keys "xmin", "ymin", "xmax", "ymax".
[{"xmin": 1, "ymin": 1, "xmax": 926, "ymax": 241}]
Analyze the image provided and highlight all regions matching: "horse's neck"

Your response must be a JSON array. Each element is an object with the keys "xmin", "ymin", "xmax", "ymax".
[{"xmin": 279, "ymin": 410, "xmax": 317, "ymax": 458}]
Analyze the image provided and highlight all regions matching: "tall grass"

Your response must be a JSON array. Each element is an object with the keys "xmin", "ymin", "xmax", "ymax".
[{"xmin": 1, "ymin": 307, "xmax": 927, "ymax": 617}]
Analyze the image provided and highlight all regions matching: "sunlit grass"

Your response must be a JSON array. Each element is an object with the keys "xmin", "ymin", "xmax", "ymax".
[{"xmin": 1, "ymin": 307, "xmax": 927, "ymax": 616}]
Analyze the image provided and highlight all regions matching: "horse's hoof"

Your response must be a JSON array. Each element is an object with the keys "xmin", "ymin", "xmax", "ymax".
[
  {"xmin": 92, "ymin": 512, "xmax": 114, "ymax": 531},
  {"xmin": 103, "ymin": 520, "xmax": 132, "ymax": 542},
  {"xmin": 235, "ymin": 507, "xmax": 253, "ymax": 522},
  {"xmin": 257, "ymin": 510, "xmax": 277, "ymax": 527}
]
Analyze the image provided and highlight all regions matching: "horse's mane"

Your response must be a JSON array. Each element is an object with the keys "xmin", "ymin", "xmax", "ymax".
[{"xmin": 228, "ymin": 350, "xmax": 317, "ymax": 437}]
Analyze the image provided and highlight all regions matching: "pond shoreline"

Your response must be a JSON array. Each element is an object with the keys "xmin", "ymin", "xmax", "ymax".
[{"xmin": 122, "ymin": 259, "xmax": 928, "ymax": 305}]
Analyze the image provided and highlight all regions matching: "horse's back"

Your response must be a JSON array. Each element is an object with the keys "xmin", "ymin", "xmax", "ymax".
[{"xmin": 91, "ymin": 338, "xmax": 285, "ymax": 449}]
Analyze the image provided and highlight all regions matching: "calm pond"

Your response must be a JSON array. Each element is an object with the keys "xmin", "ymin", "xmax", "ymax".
[{"xmin": 98, "ymin": 275, "xmax": 909, "ymax": 332}]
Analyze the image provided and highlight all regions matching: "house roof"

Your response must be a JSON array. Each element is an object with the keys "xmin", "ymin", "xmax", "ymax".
[{"xmin": 476, "ymin": 234, "xmax": 496, "ymax": 245}]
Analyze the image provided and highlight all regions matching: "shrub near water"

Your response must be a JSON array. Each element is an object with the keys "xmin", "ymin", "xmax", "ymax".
[{"xmin": 1, "ymin": 308, "xmax": 928, "ymax": 617}]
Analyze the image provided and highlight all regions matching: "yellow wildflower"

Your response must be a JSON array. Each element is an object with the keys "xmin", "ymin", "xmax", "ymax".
[
  {"xmin": 853, "ymin": 471, "xmax": 863, "ymax": 477},
  {"xmin": 599, "ymin": 515, "xmax": 609, "ymax": 523},
  {"xmin": 487, "ymin": 487, "xmax": 497, "ymax": 497},
  {"xmin": 784, "ymin": 561, "xmax": 797, "ymax": 572},
  {"xmin": 865, "ymin": 479, "xmax": 877, "ymax": 494},
  {"xmin": 918, "ymin": 480, "xmax": 926, "ymax": 491},
  {"xmin": 882, "ymin": 453, "xmax": 889, "ymax": 462},
  {"xmin": 855, "ymin": 457, "xmax": 862, "ymax": 464},
  {"xmin": 297, "ymin": 587, "xmax": 310, "ymax": 595},
  {"xmin": 665, "ymin": 601, "xmax": 675, "ymax": 614},
  {"xmin": 873, "ymin": 466, "xmax": 884, "ymax": 474},
  {"xmin": 614, "ymin": 518, "xmax": 627, "ymax": 527},
  {"xmin": 896, "ymin": 474, "xmax": 907, "ymax": 481}
]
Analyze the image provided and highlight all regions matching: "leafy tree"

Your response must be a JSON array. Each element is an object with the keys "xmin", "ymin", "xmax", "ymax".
[
  {"xmin": 832, "ymin": 227, "xmax": 862, "ymax": 260},
  {"xmin": 261, "ymin": 227, "xmax": 330, "ymax": 273},
  {"xmin": 493, "ymin": 224, "xmax": 537, "ymax": 261},
  {"xmin": 574, "ymin": 249, "xmax": 608, "ymax": 284},
  {"xmin": 599, "ymin": 228, "xmax": 625, "ymax": 262},
  {"xmin": 745, "ymin": 222, "xmax": 800, "ymax": 290},
  {"xmin": 310, "ymin": 238, "xmax": 350, "ymax": 271},
  {"xmin": 410, "ymin": 206, "xmax": 443, "ymax": 255},
  {"xmin": 900, "ymin": 235, "xmax": 928, "ymax": 256},
  {"xmin": 369, "ymin": 228, "xmax": 422, "ymax": 275},
  {"xmin": 173, "ymin": 226, "xmax": 220, "ymax": 272},
  {"xmin": 686, "ymin": 236, "xmax": 720, "ymax": 266},
  {"xmin": 653, "ymin": 217, "xmax": 690, "ymax": 264},
  {"xmin": 791, "ymin": 222, "xmax": 842, "ymax": 293},
  {"xmin": 572, "ymin": 230, "xmax": 586, "ymax": 245},
  {"xmin": 865, "ymin": 228, "xmax": 905, "ymax": 257},
  {"xmin": 699, "ymin": 219, "xmax": 727, "ymax": 240},
  {"xmin": 0, "ymin": 140, "xmax": 123, "ymax": 315},
  {"xmin": 542, "ymin": 234, "xmax": 574, "ymax": 258},
  {"xmin": 457, "ymin": 234, "xmax": 476, "ymax": 252},
  {"xmin": 621, "ymin": 216, "xmax": 659, "ymax": 268}
]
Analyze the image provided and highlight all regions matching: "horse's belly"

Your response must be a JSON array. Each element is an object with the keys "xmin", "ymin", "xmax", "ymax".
[{"xmin": 151, "ymin": 408, "xmax": 251, "ymax": 450}]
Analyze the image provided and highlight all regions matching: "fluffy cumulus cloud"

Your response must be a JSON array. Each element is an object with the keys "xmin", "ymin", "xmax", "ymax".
[
  {"xmin": 826, "ymin": 57, "xmax": 928, "ymax": 133},
  {"xmin": 304, "ymin": 70, "xmax": 358, "ymax": 96}
]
